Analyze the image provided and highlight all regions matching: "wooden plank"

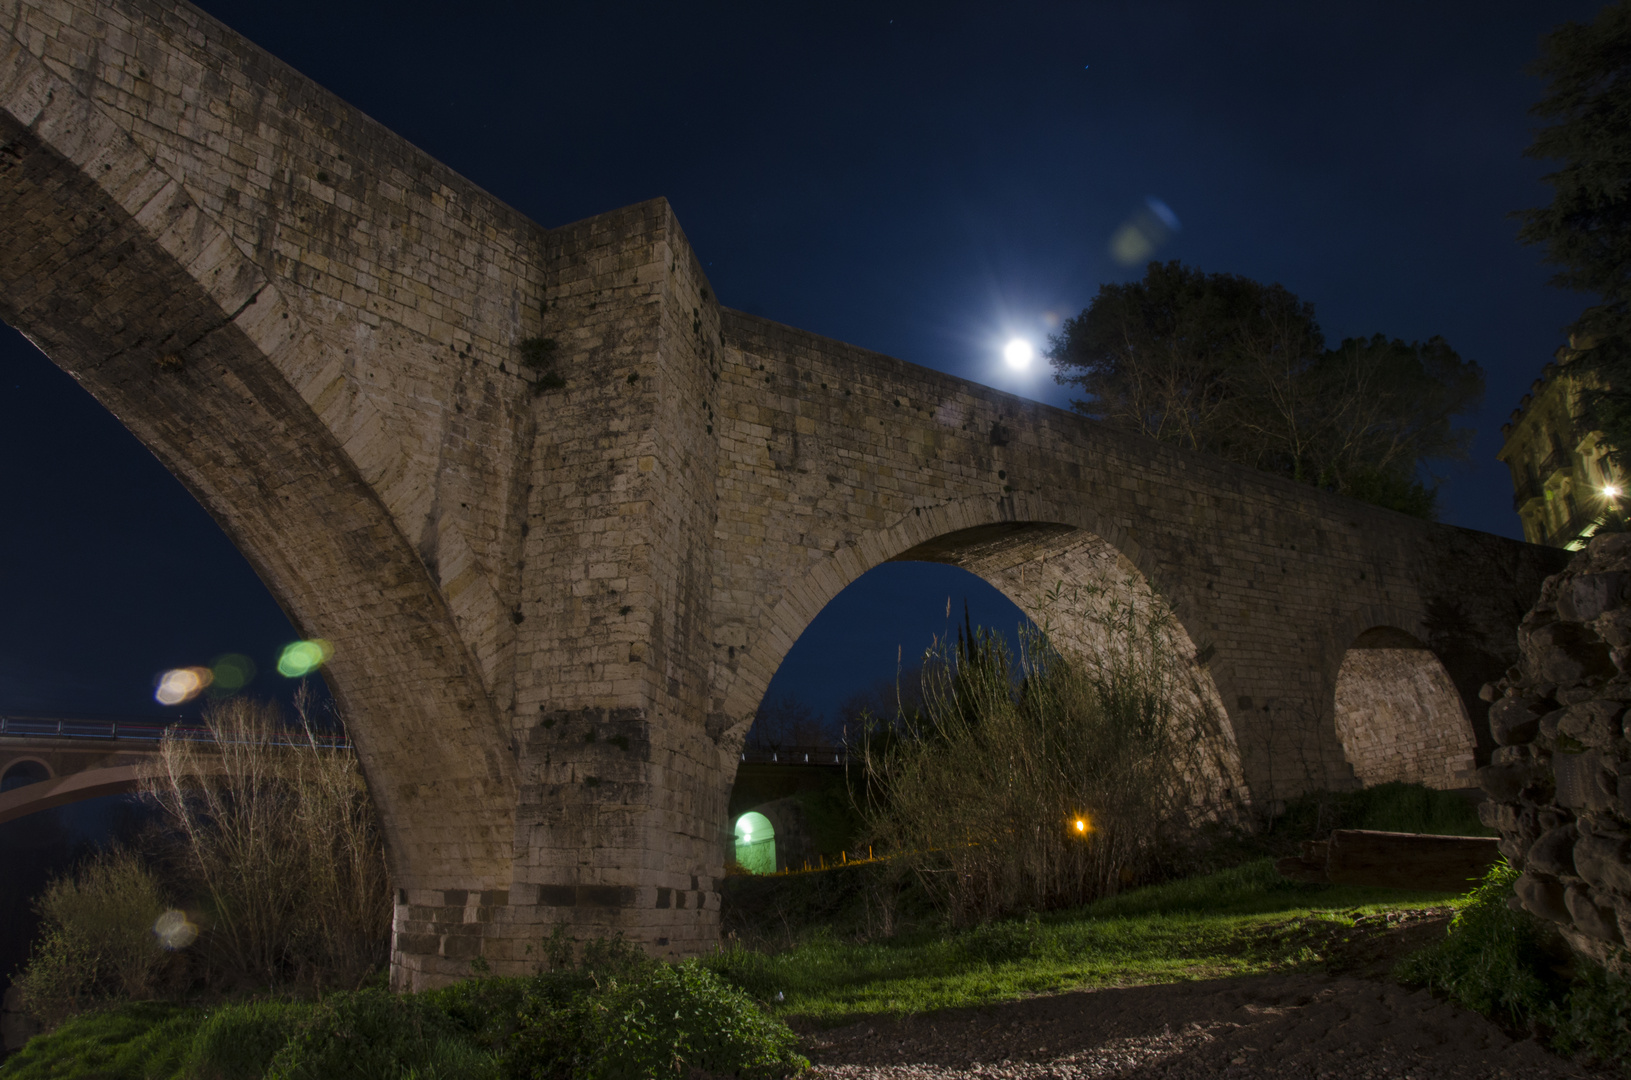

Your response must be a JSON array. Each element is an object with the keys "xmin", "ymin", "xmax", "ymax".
[{"xmin": 1324, "ymin": 829, "xmax": 1499, "ymax": 892}]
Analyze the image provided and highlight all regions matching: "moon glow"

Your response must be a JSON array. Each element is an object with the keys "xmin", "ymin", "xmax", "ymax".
[{"xmin": 1003, "ymin": 338, "xmax": 1034, "ymax": 370}]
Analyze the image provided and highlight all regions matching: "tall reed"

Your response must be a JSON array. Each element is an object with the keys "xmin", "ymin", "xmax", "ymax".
[
  {"xmin": 139, "ymin": 691, "xmax": 389, "ymax": 990},
  {"xmin": 857, "ymin": 580, "xmax": 1230, "ymax": 925}
]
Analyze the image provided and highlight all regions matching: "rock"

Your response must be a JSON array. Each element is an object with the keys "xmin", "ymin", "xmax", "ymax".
[
  {"xmin": 1560, "ymin": 700, "xmax": 1625, "ymax": 748},
  {"xmin": 1477, "ymin": 762, "xmax": 1543, "ymax": 802},
  {"xmin": 1489, "ymin": 697, "xmax": 1548, "ymax": 746},
  {"xmin": 1516, "ymin": 873, "xmax": 1571, "ymax": 923},
  {"xmin": 1567, "ymin": 884, "xmax": 1624, "ymax": 942},
  {"xmin": 1556, "ymin": 752, "xmax": 1615, "ymax": 813},
  {"xmin": 1526, "ymin": 823, "xmax": 1578, "ymax": 878},
  {"xmin": 1597, "ymin": 612, "xmax": 1631, "ymax": 649},
  {"xmin": 1557, "ymin": 572, "xmax": 1629, "ymax": 623},
  {"xmin": 1479, "ymin": 682, "xmax": 1499, "ymax": 702},
  {"xmin": 1477, "ymin": 800, "xmax": 1518, "ymax": 832},
  {"xmin": 1574, "ymin": 834, "xmax": 1631, "ymax": 893}
]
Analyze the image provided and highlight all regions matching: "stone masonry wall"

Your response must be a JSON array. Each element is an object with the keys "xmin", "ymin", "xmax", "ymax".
[
  {"xmin": 1480, "ymin": 532, "xmax": 1631, "ymax": 972},
  {"xmin": 1334, "ymin": 645, "xmax": 1478, "ymax": 790},
  {"xmin": 0, "ymin": 0, "xmax": 1571, "ymax": 986}
]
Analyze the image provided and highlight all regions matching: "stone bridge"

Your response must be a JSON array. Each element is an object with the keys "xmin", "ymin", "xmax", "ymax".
[{"xmin": 0, "ymin": 0, "xmax": 1566, "ymax": 987}]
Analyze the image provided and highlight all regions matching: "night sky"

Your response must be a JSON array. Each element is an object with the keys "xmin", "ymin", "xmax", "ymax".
[{"xmin": 0, "ymin": 1, "xmax": 1603, "ymax": 729}]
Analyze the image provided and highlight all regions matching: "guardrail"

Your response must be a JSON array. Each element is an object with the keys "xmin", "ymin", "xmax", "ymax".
[
  {"xmin": 739, "ymin": 744, "xmax": 847, "ymax": 766},
  {"xmin": 0, "ymin": 715, "xmax": 349, "ymax": 749}
]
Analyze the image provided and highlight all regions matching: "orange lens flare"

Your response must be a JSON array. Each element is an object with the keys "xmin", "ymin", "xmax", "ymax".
[
  {"xmin": 1073, "ymin": 816, "xmax": 1091, "ymax": 835},
  {"xmin": 154, "ymin": 666, "xmax": 213, "ymax": 705}
]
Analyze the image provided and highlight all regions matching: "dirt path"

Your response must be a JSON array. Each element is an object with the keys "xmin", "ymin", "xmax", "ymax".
[{"xmin": 798, "ymin": 911, "xmax": 1594, "ymax": 1079}]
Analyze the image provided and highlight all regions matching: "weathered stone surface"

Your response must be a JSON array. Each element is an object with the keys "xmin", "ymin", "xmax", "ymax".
[
  {"xmin": 1526, "ymin": 824, "xmax": 1579, "ymax": 878},
  {"xmin": 1566, "ymin": 884, "xmax": 1623, "ymax": 942},
  {"xmin": 1558, "ymin": 700, "xmax": 1625, "ymax": 749},
  {"xmin": 1574, "ymin": 834, "xmax": 1631, "ymax": 893},
  {"xmin": 0, "ymin": 0, "xmax": 1568, "ymax": 988},
  {"xmin": 1477, "ymin": 762, "xmax": 1545, "ymax": 803},
  {"xmin": 1482, "ymin": 532, "xmax": 1631, "ymax": 976},
  {"xmin": 1557, "ymin": 572, "xmax": 1629, "ymax": 623},
  {"xmin": 1489, "ymin": 696, "xmax": 1547, "ymax": 746},
  {"xmin": 1516, "ymin": 873, "xmax": 1571, "ymax": 923}
]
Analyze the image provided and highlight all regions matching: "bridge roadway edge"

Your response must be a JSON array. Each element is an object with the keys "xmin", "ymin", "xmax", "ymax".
[{"xmin": 0, "ymin": 0, "xmax": 1570, "ymax": 988}]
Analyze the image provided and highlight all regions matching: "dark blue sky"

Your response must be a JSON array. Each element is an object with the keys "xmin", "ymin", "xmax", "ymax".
[{"xmin": 0, "ymin": 1, "xmax": 1603, "ymax": 725}]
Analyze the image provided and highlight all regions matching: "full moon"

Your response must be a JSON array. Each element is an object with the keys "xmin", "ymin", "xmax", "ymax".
[{"xmin": 1003, "ymin": 338, "xmax": 1034, "ymax": 370}]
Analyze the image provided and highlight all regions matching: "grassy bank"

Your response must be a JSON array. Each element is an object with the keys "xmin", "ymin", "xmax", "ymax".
[{"xmin": 709, "ymin": 857, "xmax": 1469, "ymax": 1022}]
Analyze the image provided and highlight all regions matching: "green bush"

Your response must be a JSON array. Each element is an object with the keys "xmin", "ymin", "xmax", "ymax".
[
  {"xmin": 263, "ymin": 989, "xmax": 493, "ymax": 1080},
  {"xmin": 188, "ymin": 1000, "xmax": 314, "ymax": 1080},
  {"xmin": 1273, "ymin": 781, "xmax": 1491, "ymax": 841},
  {"xmin": 582, "ymin": 961, "xmax": 806, "ymax": 1080},
  {"xmin": 14, "ymin": 849, "xmax": 172, "ymax": 1026},
  {"xmin": 1395, "ymin": 861, "xmax": 1561, "ymax": 1027},
  {"xmin": 1549, "ymin": 961, "xmax": 1631, "ymax": 1067},
  {"xmin": 0, "ymin": 1001, "xmax": 201, "ymax": 1080}
]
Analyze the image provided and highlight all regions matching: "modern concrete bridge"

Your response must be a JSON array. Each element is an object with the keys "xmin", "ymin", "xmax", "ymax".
[{"xmin": 0, "ymin": 0, "xmax": 1566, "ymax": 987}]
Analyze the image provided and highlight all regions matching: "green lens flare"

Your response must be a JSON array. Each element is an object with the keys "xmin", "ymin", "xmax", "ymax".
[
  {"xmin": 277, "ymin": 639, "xmax": 333, "ymax": 678},
  {"xmin": 210, "ymin": 653, "xmax": 256, "ymax": 691}
]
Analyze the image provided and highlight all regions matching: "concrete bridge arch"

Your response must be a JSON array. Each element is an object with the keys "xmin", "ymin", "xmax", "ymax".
[{"xmin": 0, "ymin": 0, "xmax": 1567, "ymax": 987}]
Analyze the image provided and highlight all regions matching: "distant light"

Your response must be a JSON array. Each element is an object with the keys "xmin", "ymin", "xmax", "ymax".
[
  {"xmin": 1074, "ymin": 817, "xmax": 1090, "ymax": 834},
  {"xmin": 1606, "ymin": 485, "xmax": 1622, "ymax": 499},
  {"xmin": 1004, "ymin": 339, "xmax": 1034, "ymax": 370},
  {"xmin": 154, "ymin": 666, "xmax": 213, "ymax": 705},
  {"xmin": 277, "ymin": 639, "xmax": 334, "ymax": 678}
]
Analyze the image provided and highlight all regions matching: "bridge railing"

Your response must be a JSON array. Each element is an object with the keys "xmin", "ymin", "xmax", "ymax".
[
  {"xmin": 739, "ymin": 744, "xmax": 847, "ymax": 766},
  {"xmin": 0, "ymin": 715, "xmax": 349, "ymax": 749}
]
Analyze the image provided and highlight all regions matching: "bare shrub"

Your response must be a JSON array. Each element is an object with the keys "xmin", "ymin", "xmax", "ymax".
[
  {"xmin": 140, "ymin": 691, "xmax": 390, "ymax": 990},
  {"xmin": 857, "ymin": 581, "xmax": 1230, "ymax": 925},
  {"xmin": 15, "ymin": 848, "xmax": 169, "ymax": 1024}
]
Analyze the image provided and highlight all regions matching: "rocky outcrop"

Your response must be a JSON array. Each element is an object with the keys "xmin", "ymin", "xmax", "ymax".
[{"xmin": 1478, "ymin": 532, "xmax": 1631, "ymax": 971}]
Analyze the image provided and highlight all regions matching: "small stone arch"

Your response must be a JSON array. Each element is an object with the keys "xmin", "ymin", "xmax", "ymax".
[
  {"xmin": 0, "ymin": 758, "xmax": 51, "ymax": 792},
  {"xmin": 1332, "ymin": 625, "xmax": 1477, "ymax": 789},
  {"xmin": 731, "ymin": 810, "xmax": 776, "ymax": 874}
]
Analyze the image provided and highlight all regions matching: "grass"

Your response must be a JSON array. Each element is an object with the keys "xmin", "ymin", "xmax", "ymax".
[{"xmin": 706, "ymin": 857, "xmax": 1471, "ymax": 1023}]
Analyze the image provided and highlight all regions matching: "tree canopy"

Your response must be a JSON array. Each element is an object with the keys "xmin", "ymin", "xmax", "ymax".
[
  {"xmin": 1046, "ymin": 262, "xmax": 1484, "ymax": 519},
  {"xmin": 1517, "ymin": 1, "xmax": 1631, "ymax": 462}
]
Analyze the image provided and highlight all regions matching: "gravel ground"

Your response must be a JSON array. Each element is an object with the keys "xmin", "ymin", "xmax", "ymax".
[
  {"xmin": 796, "ymin": 911, "xmax": 1594, "ymax": 1080},
  {"xmin": 799, "ymin": 973, "xmax": 1591, "ymax": 1079}
]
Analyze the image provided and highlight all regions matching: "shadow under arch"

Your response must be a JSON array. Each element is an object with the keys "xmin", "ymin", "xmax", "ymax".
[
  {"xmin": 713, "ymin": 495, "xmax": 1250, "ymax": 806},
  {"xmin": 1331, "ymin": 625, "xmax": 1477, "ymax": 790}
]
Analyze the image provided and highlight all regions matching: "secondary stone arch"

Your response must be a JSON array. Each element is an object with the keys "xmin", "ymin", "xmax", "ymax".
[
  {"xmin": 0, "ymin": 36, "xmax": 515, "ymax": 893},
  {"xmin": 1330, "ymin": 621, "xmax": 1477, "ymax": 790},
  {"xmin": 713, "ymin": 495, "xmax": 1249, "ymax": 806}
]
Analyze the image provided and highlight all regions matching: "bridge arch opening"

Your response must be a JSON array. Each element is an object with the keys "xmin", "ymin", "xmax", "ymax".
[
  {"xmin": 725, "ymin": 515, "xmax": 1250, "ymax": 845},
  {"xmin": 1332, "ymin": 626, "xmax": 1476, "ymax": 790},
  {"xmin": 732, "ymin": 811, "xmax": 776, "ymax": 875},
  {"xmin": 1, "ymin": 759, "xmax": 50, "ymax": 792}
]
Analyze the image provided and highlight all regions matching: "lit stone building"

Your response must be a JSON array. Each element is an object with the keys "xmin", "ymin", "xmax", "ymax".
[{"xmin": 1498, "ymin": 342, "xmax": 1625, "ymax": 549}]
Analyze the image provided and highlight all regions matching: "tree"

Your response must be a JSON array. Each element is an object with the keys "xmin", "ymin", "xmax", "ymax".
[
  {"xmin": 1517, "ymin": 2, "xmax": 1631, "ymax": 464},
  {"xmin": 1047, "ymin": 261, "xmax": 1484, "ymax": 518}
]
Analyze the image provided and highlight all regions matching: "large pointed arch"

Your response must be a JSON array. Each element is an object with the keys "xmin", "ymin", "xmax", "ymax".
[
  {"xmin": 709, "ymin": 494, "xmax": 1249, "ymax": 806},
  {"xmin": 0, "ymin": 29, "xmax": 514, "ymax": 891}
]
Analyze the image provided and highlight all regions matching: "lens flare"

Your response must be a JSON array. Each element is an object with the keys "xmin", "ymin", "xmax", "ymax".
[
  {"xmin": 1073, "ymin": 816, "xmax": 1092, "ymax": 835},
  {"xmin": 1109, "ymin": 196, "xmax": 1183, "ymax": 266},
  {"xmin": 1606, "ymin": 485, "xmax": 1622, "ymax": 499},
  {"xmin": 277, "ymin": 639, "xmax": 334, "ymax": 678},
  {"xmin": 154, "ymin": 666, "xmax": 213, "ymax": 705},
  {"xmin": 1003, "ymin": 338, "xmax": 1034, "ymax": 370},
  {"xmin": 210, "ymin": 654, "xmax": 256, "ymax": 692},
  {"xmin": 153, "ymin": 909, "xmax": 199, "ymax": 949}
]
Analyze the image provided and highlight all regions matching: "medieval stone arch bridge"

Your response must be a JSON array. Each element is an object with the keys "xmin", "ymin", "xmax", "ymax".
[{"xmin": 0, "ymin": 0, "xmax": 1566, "ymax": 987}]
